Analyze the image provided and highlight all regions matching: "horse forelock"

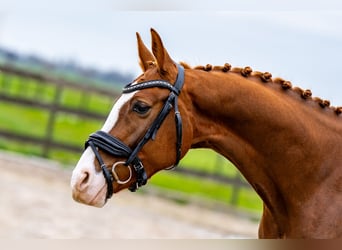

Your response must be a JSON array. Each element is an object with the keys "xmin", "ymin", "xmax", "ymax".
[{"xmin": 184, "ymin": 62, "xmax": 341, "ymax": 116}]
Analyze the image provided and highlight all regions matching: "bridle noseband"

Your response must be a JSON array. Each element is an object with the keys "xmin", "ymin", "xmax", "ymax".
[{"xmin": 85, "ymin": 64, "xmax": 185, "ymax": 200}]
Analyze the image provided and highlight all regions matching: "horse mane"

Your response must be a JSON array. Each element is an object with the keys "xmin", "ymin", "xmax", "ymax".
[{"xmin": 179, "ymin": 62, "xmax": 342, "ymax": 116}]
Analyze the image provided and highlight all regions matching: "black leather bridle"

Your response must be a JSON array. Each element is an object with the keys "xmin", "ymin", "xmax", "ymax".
[{"xmin": 85, "ymin": 64, "xmax": 185, "ymax": 200}]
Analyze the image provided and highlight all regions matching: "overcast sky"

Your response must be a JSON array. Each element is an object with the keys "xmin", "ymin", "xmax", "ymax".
[{"xmin": 0, "ymin": 0, "xmax": 341, "ymax": 105}]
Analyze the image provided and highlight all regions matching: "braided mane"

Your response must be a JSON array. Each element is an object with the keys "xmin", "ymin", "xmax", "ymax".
[{"xmin": 180, "ymin": 62, "xmax": 342, "ymax": 116}]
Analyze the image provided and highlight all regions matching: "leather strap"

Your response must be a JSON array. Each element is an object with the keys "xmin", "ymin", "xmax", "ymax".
[{"xmin": 85, "ymin": 64, "xmax": 185, "ymax": 198}]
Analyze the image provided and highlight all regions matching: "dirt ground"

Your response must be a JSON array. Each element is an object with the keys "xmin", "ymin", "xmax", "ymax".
[{"xmin": 0, "ymin": 150, "xmax": 258, "ymax": 238}]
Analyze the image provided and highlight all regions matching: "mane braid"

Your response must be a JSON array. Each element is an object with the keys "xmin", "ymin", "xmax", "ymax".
[{"xmin": 187, "ymin": 62, "xmax": 342, "ymax": 116}]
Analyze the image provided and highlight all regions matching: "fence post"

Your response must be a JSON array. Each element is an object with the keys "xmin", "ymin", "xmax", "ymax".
[{"xmin": 42, "ymin": 83, "xmax": 63, "ymax": 158}]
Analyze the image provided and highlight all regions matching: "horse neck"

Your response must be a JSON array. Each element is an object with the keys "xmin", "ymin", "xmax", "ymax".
[
  {"xmin": 183, "ymin": 68, "xmax": 342, "ymax": 217},
  {"xmin": 185, "ymin": 69, "xmax": 334, "ymax": 152}
]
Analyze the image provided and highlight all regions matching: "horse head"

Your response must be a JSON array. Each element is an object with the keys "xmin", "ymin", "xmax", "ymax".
[{"xmin": 71, "ymin": 29, "xmax": 193, "ymax": 207}]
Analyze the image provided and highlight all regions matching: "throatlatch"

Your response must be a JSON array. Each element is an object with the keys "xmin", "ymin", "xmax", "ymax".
[{"xmin": 85, "ymin": 64, "xmax": 185, "ymax": 199}]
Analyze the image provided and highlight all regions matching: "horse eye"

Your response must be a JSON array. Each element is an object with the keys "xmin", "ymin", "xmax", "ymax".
[{"xmin": 132, "ymin": 102, "xmax": 151, "ymax": 115}]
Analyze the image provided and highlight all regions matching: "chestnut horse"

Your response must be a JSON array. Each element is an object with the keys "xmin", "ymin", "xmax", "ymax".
[{"xmin": 71, "ymin": 29, "xmax": 342, "ymax": 238}]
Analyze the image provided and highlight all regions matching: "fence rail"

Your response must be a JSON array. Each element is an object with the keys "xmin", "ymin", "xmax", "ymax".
[
  {"xmin": 0, "ymin": 64, "xmax": 115, "ymax": 95},
  {"xmin": 0, "ymin": 128, "xmax": 81, "ymax": 152},
  {"xmin": 0, "ymin": 64, "xmax": 119, "ymax": 155},
  {"xmin": 0, "ymin": 93, "xmax": 108, "ymax": 120},
  {"xmin": 0, "ymin": 64, "xmax": 255, "ymax": 207}
]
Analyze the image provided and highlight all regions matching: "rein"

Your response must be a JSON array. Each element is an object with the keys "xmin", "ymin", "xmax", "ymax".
[{"xmin": 85, "ymin": 64, "xmax": 185, "ymax": 199}]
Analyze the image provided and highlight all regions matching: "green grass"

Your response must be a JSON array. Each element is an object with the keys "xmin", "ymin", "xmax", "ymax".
[
  {"xmin": 52, "ymin": 114, "xmax": 102, "ymax": 145},
  {"xmin": 60, "ymin": 88, "xmax": 115, "ymax": 114},
  {"xmin": 0, "ymin": 71, "xmax": 263, "ymax": 213},
  {"xmin": 0, "ymin": 103, "xmax": 49, "ymax": 137},
  {"xmin": 180, "ymin": 148, "xmax": 237, "ymax": 177},
  {"xmin": 0, "ymin": 137, "xmax": 42, "ymax": 157},
  {"xmin": 149, "ymin": 171, "xmax": 262, "ymax": 212},
  {"xmin": 0, "ymin": 73, "xmax": 55, "ymax": 102}
]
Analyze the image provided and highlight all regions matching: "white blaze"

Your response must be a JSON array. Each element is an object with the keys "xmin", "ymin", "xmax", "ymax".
[{"xmin": 101, "ymin": 91, "xmax": 137, "ymax": 132}]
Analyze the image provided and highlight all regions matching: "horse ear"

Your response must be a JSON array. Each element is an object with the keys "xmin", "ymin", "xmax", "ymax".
[
  {"xmin": 150, "ymin": 28, "xmax": 176, "ymax": 77},
  {"xmin": 136, "ymin": 32, "xmax": 155, "ymax": 72}
]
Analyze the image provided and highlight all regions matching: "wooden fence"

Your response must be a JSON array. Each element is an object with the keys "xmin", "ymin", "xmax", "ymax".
[
  {"xmin": 0, "ymin": 64, "xmax": 254, "ymax": 206},
  {"xmin": 0, "ymin": 64, "xmax": 117, "ymax": 155}
]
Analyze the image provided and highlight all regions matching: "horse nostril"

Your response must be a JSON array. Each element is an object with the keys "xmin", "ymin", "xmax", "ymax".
[{"xmin": 78, "ymin": 170, "xmax": 91, "ymax": 191}]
